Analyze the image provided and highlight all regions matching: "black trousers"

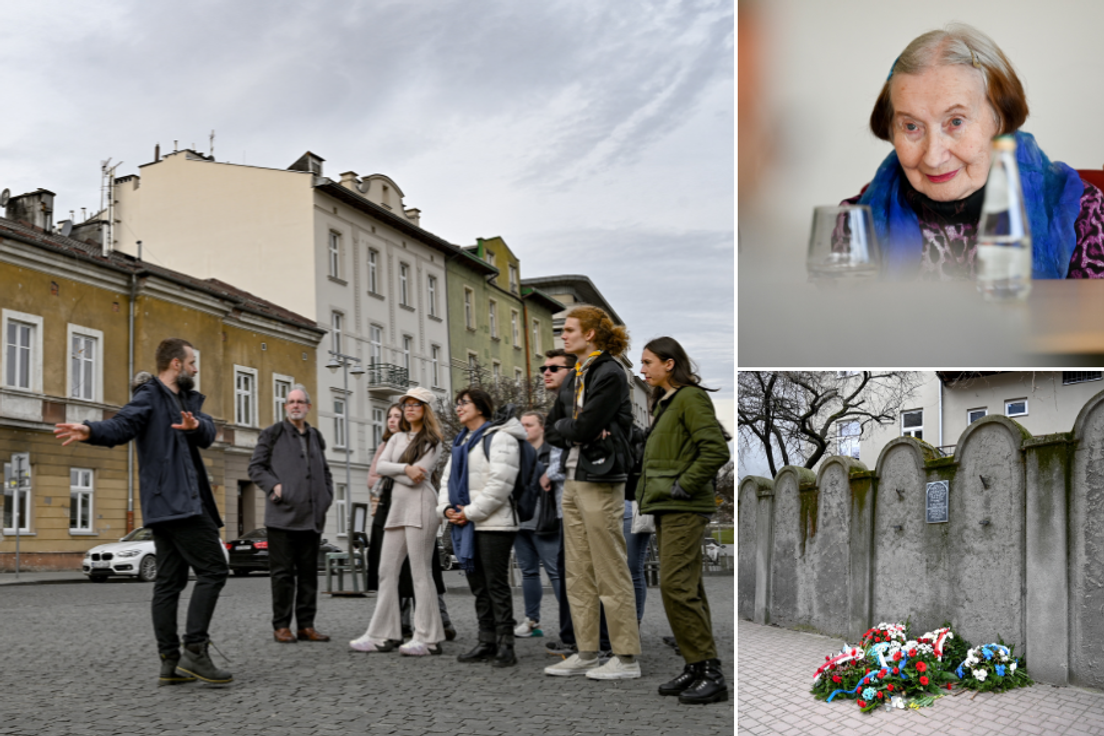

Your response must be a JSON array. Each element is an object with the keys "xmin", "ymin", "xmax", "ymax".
[
  {"xmin": 556, "ymin": 524, "xmax": 611, "ymax": 650},
  {"xmin": 267, "ymin": 527, "xmax": 321, "ymax": 630},
  {"xmin": 466, "ymin": 531, "xmax": 517, "ymax": 643},
  {"xmin": 150, "ymin": 514, "xmax": 228, "ymax": 655}
]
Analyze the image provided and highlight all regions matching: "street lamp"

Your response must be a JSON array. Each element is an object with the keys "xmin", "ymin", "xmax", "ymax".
[{"xmin": 327, "ymin": 349, "xmax": 367, "ymax": 596}]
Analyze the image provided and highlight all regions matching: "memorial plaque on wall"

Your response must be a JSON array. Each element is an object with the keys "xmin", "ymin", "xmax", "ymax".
[{"xmin": 926, "ymin": 480, "xmax": 949, "ymax": 523}]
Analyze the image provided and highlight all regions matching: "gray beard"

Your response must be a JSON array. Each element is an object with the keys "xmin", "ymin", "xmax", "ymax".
[{"xmin": 177, "ymin": 373, "xmax": 195, "ymax": 393}]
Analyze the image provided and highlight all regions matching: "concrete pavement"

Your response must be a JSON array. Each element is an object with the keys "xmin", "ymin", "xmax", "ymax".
[
  {"xmin": 0, "ymin": 570, "xmax": 733, "ymax": 736},
  {"xmin": 738, "ymin": 618, "xmax": 1104, "ymax": 735}
]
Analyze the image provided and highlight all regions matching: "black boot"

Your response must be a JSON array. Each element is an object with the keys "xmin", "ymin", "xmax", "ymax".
[
  {"xmin": 658, "ymin": 661, "xmax": 702, "ymax": 696},
  {"xmin": 491, "ymin": 637, "xmax": 517, "ymax": 668},
  {"xmin": 457, "ymin": 641, "xmax": 496, "ymax": 663},
  {"xmin": 158, "ymin": 651, "xmax": 196, "ymax": 686},
  {"xmin": 179, "ymin": 641, "xmax": 233, "ymax": 685},
  {"xmin": 678, "ymin": 659, "xmax": 728, "ymax": 705}
]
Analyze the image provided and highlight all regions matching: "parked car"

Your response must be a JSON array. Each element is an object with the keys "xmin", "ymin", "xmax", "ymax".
[
  {"xmin": 83, "ymin": 527, "xmax": 229, "ymax": 583},
  {"xmin": 225, "ymin": 527, "xmax": 344, "ymax": 576}
]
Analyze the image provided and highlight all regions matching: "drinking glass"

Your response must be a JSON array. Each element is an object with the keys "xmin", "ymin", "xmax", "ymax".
[{"xmin": 806, "ymin": 205, "xmax": 880, "ymax": 282}]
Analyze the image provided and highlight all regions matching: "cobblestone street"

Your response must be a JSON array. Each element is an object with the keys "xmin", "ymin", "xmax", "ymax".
[
  {"xmin": 738, "ymin": 619, "xmax": 1104, "ymax": 735},
  {"xmin": 0, "ymin": 572, "xmax": 732, "ymax": 736}
]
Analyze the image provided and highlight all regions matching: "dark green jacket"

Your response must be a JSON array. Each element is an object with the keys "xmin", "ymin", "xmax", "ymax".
[{"xmin": 637, "ymin": 386, "xmax": 730, "ymax": 515}]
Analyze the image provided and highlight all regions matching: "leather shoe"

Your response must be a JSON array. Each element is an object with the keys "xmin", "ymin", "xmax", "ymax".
[
  {"xmin": 297, "ymin": 627, "xmax": 331, "ymax": 642},
  {"xmin": 457, "ymin": 642, "xmax": 496, "ymax": 663},
  {"xmin": 273, "ymin": 628, "xmax": 297, "ymax": 643}
]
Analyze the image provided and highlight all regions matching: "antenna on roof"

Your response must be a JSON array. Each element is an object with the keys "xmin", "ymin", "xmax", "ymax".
[
  {"xmin": 0, "ymin": 188, "xmax": 9, "ymax": 208},
  {"xmin": 209, "ymin": 129, "xmax": 215, "ymax": 159},
  {"xmin": 58, "ymin": 220, "xmax": 73, "ymax": 238}
]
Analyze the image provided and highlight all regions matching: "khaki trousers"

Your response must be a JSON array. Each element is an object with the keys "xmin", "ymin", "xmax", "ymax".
[
  {"xmin": 656, "ymin": 512, "xmax": 717, "ymax": 663},
  {"xmin": 561, "ymin": 480, "xmax": 641, "ymax": 655}
]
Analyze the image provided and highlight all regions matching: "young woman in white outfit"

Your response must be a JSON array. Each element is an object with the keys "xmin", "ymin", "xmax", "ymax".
[{"xmin": 350, "ymin": 387, "xmax": 445, "ymax": 655}]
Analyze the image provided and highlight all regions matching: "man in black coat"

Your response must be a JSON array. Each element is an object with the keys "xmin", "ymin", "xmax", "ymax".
[
  {"xmin": 54, "ymin": 338, "xmax": 232, "ymax": 686},
  {"xmin": 248, "ymin": 385, "xmax": 334, "ymax": 643}
]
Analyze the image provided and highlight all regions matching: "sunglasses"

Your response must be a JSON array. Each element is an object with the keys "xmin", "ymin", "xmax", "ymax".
[{"xmin": 539, "ymin": 365, "xmax": 567, "ymax": 374}]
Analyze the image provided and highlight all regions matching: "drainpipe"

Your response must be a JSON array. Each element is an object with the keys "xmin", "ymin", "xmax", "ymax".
[
  {"xmin": 126, "ymin": 268, "xmax": 137, "ymax": 532},
  {"xmin": 938, "ymin": 376, "xmax": 944, "ymax": 451}
]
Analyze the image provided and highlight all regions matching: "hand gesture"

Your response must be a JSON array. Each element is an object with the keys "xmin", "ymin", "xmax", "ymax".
[
  {"xmin": 405, "ymin": 464, "xmax": 427, "ymax": 484},
  {"xmin": 54, "ymin": 423, "xmax": 90, "ymax": 446},
  {"xmin": 445, "ymin": 506, "xmax": 468, "ymax": 526},
  {"xmin": 171, "ymin": 411, "xmax": 199, "ymax": 431},
  {"xmin": 540, "ymin": 472, "xmax": 552, "ymax": 492},
  {"xmin": 273, "ymin": 484, "xmax": 283, "ymax": 500}
]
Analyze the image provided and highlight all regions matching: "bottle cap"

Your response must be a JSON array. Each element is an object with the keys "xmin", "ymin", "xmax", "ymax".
[{"xmin": 992, "ymin": 135, "xmax": 1016, "ymax": 151}]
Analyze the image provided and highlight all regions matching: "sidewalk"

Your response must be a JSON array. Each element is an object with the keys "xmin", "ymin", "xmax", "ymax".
[
  {"xmin": 738, "ymin": 619, "xmax": 1104, "ymax": 735},
  {"xmin": 0, "ymin": 570, "xmax": 87, "ymax": 585}
]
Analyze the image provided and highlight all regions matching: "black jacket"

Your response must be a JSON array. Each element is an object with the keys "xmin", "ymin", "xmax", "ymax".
[
  {"xmin": 545, "ymin": 351, "xmax": 634, "ymax": 483},
  {"xmin": 85, "ymin": 372, "xmax": 220, "ymax": 527},
  {"xmin": 248, "ymin": 419, "xmax": 334, "ymax": 534}
]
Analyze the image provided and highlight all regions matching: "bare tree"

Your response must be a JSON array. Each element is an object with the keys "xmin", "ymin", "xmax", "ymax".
[
  {"xmin": 714, "ymin": 459, "xmax": 734, "ymax": 524},
  {"xmin": 737, "ymin": 371, "xmax": 920, "ymax": 476}
]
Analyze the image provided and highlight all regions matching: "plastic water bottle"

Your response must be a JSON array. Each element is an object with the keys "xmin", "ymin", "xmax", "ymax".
[{"xmin": 976, "ymin": 135, "xmax": 1031, "ymax": 301}]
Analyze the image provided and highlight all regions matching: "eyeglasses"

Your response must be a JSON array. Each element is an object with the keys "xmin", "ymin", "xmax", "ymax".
[
  {"xmin": 539, "ymin": 365, "xmax": 566, "ymax": 374},
  {"xmin": 402, "ymin": 401, "xmax": 423, "ymax": 409},
  {"xmin": 455, "ymin": 399, "xmax": 473, "ymax": 408}
]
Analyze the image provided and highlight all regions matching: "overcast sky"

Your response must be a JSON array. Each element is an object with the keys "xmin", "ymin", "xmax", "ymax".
[{"xmin": 0, "ymin": 0, "xmax": 734, "ymax": 412}]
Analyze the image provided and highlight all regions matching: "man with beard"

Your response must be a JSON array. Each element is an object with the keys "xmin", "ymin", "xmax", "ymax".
[
  {"xmin": 248, "ymin": 385, "xmax": 333, "ymax": 644},
  {"xmin": 54, "ymin": 338, "xmax": 232, "ymax": 686}
]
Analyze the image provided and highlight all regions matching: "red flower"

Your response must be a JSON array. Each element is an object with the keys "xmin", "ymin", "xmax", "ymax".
[
  {"xmin": 909, "ymin": 649, "xmax": 917, "ymax": 657},
  {"xmin": 893, "ymin": 651, "xmax": 902, "ymax": 662},
  {"xmin": 916, "ymin": 661, "xmax": 928, "ymax": 673},
  {"xmin": 865, "ymin": 668, "xmax": 871, "ymax": 674},
  {"xmin": 858, "ymin": 700, "xmax": 866, "ymax": 708},
  {"xmin": 892, "ymin": 667, "xmax": 899, "ymax": 675},
  {"xmin": 887, "ymin": 684, "xmax": 894, "ymax": 691},
  {"xmin": 946, "ymin": 683, "xmax": 954, "ymax": 690},
  {"xmin": 832, "ymin": 675, "xmax": 841, "ymax": 684},
  {"xmin": 877, "ymin": 691, "xmax": 884, "ymax": 700},
  {"xmin": 879, "ymin": 669, "xmax": 887, "ymax": 679},
  {"xmin": 920, "ymin": 675, "xmax": 929, "ymax": 686}
]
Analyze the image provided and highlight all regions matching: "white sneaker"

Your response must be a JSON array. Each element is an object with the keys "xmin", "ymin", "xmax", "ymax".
[
  {"xmin": 514, "ymin": 618, "xmax": 543, "ymax": 638},
  {"xmin": 585, "ymin": 656, "xmax": 641, "ymax": 680},
  {"xmin": 349, "ymin": 633, "xmax": 391, "ymax": 652},
  {"xmin": 544, "ymin": 653, "xmax": 600, "ymax": 676}
]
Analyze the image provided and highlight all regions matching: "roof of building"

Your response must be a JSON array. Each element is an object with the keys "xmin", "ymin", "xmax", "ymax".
[
  {"xmin": 0, "ymin": 216, "xmax": 325, "ymax": 334},
  {"xmin": 520, "ymin": 274, "xmax": 624, "ymax": 325}
]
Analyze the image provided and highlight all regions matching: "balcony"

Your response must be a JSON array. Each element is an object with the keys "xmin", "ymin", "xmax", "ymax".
[{"xmin": 365, "ymin": 363, "xmax": 409, "ymax": 395}]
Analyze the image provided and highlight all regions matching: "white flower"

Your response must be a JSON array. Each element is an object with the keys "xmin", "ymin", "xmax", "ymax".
[
  {"xmin": 974, "ymin": 669, "xmax": 988, "ymax": 681},
  {"xmin": 1010, "ymin": 663, "xmax": 1017, "ymax": 673},
  {"xmin": 966, "ymin": 656, "xmax": 978, "ymax": 666}
]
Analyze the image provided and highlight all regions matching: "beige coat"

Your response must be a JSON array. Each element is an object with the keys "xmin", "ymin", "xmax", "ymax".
[{"xmin": 376, "ymin": 431, "xmax": 442, "ymax": 529}]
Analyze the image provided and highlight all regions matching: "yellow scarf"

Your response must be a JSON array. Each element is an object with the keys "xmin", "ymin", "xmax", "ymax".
[{"xmin": 573, "ymin": 351, "xmax": 603, "ymax": 419}]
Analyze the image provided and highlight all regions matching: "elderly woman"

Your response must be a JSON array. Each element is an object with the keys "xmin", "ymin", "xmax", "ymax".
[{"xmin": 843, "ymin": 23, "xmax": 1104, "ymax": 279}]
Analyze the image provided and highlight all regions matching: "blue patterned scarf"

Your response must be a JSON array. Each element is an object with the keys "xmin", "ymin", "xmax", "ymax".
[
  {"xmin": 448, "ymin": 421, "xmax": 491, "ymax": 572},
  {"xmin": 857, "ymin": 131, "xmax": 1083, "ymax": 279}
]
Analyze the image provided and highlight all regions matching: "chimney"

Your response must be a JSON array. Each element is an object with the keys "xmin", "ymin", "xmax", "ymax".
[{"xmin": 6, "ymin": 189, "xmax": 56, "ymax": 231}]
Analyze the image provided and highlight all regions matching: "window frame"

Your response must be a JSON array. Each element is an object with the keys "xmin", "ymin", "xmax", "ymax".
[
  {"xmin": 427, "ymin": 274, "xmax": 438, "ymax": 317},
  {"xmin": 335, "ymin": 483, "xmax": 348, "ymax": 538},
  {"xmin": 372, "ymin": 408, "xmax": 384, "ymax": 447},
  {"xmin": 273, "ymin": 374, "xmax": 294, "ymax": 424},
  {"xmin": 837, "ymin": 420, "xmax": 861, "ymax": 459},
  {"xmin": 510, "ymin": 310, "xmax": 520, "ymax": 348},
  {"xmin": 402, "ymin": 335, "xmax": 413, "ymax": 374},
  {"xmin": 234, "ymin": 365, "xmax": 259, "ymax": 427},
  {"xmin": 464, "ymin": 288, "xmax": 475, "ymax": 330},
  {"xmin": 333, "ymin": 396, "xmax": 348, "ymax": 449},
  {"xmin": 3, "ymin": 452, "xmax": 32, "ymax": 534},
  {"xmin": 1005, "ymin": 399, "xmax": 1028, "ymax": 418},
  {"xmin": 431, "ymin": 345, "xmax": 441, "ymax": 387},
  {"xmin": 368, "ymin": 249, "xmax": 380, "ymax": 294},
  {"xmin": 67, "ymin": 324, "xmax": 104, "ymax": 403},
  {"xmin": 331, "ymin": 311, "xmax": 344, "ymax": 355},
  {"xmin": 69, "ymin": 467, "xmax": 94, "ymax": 533},
  {"xmin": 328, "ymin": 231, "xmax": 342, "ymax": 279},
  {"xmin": 2, "ymin": 309, "xmax": 44, "ymax": 393},
  {"xmin": 531, "ymin": 318, "xmax": 541, "ymax": 355},
  {"xmin": 369, "ymin": 324, "xmax": 383, "ymax": 365},
  {"xmin": 509, "ymin": 264, "xmax": 519, "ymax": 294},
  {"xmin": 399, "ymin": 262, "xmax": 410, "ymax": 306},
  {"xmin": 967, "ymin": 407, "xmax": 988, "ymax": 425},
  {"xmin": 900, "ymin": 409, "xmax": 923, "ymax": 439},
  {"xmin": 488, "ymin": 299, "xmax": 498, "ymax": 339}
]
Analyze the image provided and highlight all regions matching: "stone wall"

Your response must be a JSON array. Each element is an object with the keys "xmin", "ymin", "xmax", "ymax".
[{"xmin": 738, "ymin": 389, "xmax": 1104, "ymax": 689}]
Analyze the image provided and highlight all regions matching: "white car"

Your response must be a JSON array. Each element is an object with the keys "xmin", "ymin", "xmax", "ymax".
[{"xmin": 83, "ymin": 527, "xmax": 229, "ymax": 583}]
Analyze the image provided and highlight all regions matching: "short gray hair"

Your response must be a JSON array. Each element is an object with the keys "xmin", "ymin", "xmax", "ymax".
[{"xmin": 289, "ymin": 384, "xmax": 312, "ymax": 405}]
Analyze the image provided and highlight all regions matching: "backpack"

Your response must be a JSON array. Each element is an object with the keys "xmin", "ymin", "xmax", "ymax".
[{"xmin": 481, "ymin": 404, "xmax": 544, "ymax": 524}]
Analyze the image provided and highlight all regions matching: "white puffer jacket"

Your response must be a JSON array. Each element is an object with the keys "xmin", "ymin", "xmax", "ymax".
[{"xmin": 437, "ymin": 418, "xmax": 527, "ymax": 532}]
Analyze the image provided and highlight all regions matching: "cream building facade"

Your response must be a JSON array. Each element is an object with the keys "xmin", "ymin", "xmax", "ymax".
[{"xmin": 106, "ymin": 149, "xmax": 458, "ymax": 541}]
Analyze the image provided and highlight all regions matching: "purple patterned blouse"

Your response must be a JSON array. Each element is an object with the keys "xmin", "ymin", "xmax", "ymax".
[{"xmin": 842, "ymin": 175, "xmax": 1104, "ymax": 279}]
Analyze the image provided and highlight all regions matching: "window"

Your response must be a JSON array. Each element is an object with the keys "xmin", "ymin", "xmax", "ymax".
[
  {"xmin": 427, "ymin": 275, "xmax": 438, "ymax": 317},
  {"xmin": 511, "ymin": 310, "xmax": 520, "ymax": 347},
  {"xmin": 234, "ymin": 367, "xmax": 258, "ymax": 426},
  {"xmin": 70, "ymin": 468, "xmax": 93, "ymax": 533},
  {"xmin": 402, "ymin": 335, "xmax": 412, "ymax": 373},
  {"xmin": 968, "ymin": 408, "xmax": 988, "ymax": 424},
  {"xmin": 368, "ymin": 249, "xmax": 379, "ymax": 293},
  {"xmin": 331, "ymin": 312, "xmax": 344, "ymax": 355},
  {"xmin": 431, "ymin": 345, "xmax": 441, "ymax": 387},
  {"xmin": 837, "ymin": 421, "xmax": 860, "ymax": 459},
  {"xmin": 489, "ymin": 300, "xmax": 498, "ymax": 338},
  {"xmin": 372, "ymin": 408, "xmax": 384, "ymax": 447},
  {"xmin": 192, "ymin": 348, "xmax": 201, "ymax": 392},
  {"xmin": 464, "ymin": 288, "xmax": 475, "ymax": 329},
  {"xmin": 334, "ymin": 397, "xmax": 347, "ymax": 449},
  {"xmin": 467, "ymin": 351, "xmax": 478, "ymax": 378},
  {"xmin": 509, "ymin": 264, "xmax": 519, "ymax": 294},
  {"xmin": 531, "ymin": 319, "xmax": 541, "ymax": 355},
  {"xmin": 274, "ymin": 376, "xmax": 293, "ymax": 422},
  {"xmin": 399, "ymin": 263, "xmax": 410, "ymax": 306},
  {"xmin": 1063, "ymin": 371, "xmax": 1102, "ymax": 385},
  {"xmin": 335, "ymin": 483, "xmax": 347, "ymax": 537},
  {"xmin": 3, "ymin": 310, "xmax": 43, "ymax": 392},
  {"xmin": 901, "ymin": 409, "xmax": 923, "ymax": 440},
  {"xmin": 369, "ymin": 325, "xmax": 383, "ymax": 365},
  {"xmin": 492, "ymin": 360, "xmax": 501, "ymax": 382},
  {"xmin": 328, "ymin": 231, "xmax": 341, "ymax": 279},
  {"xmin": 3, "ymin": 453, "xmax": 31, "ymax": 533},
  {"xmin": 514, "ymin": 367, "xmax": 524, "ymax": 385},
  {"xmin": 1005, "ymin": 399, "xmax": 1028, "ymax": 417},
  {"xmin": 68, "ymin": 325, "xmax": 103, "ymax": 401},
  {"xmin": 485, "ymin": 249, "xmax": 496, "ymax": 268}
]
